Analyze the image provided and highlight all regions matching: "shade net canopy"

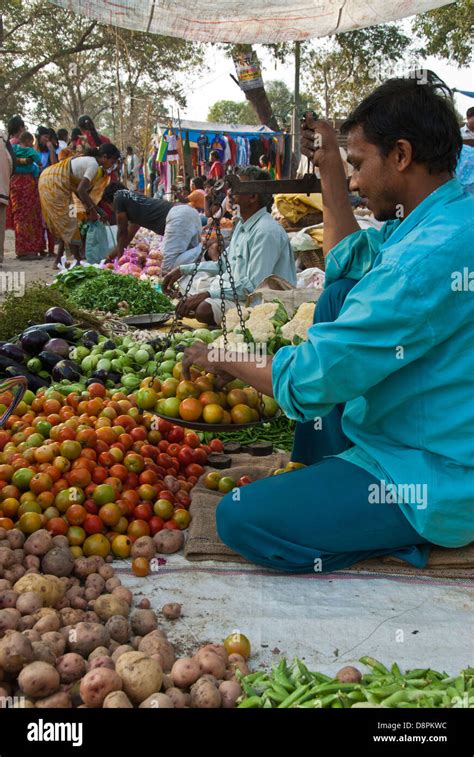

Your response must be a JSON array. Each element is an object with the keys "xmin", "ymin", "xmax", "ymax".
[{"xmin": 50, "ymin": 0, "xmax": 449, "ymax": 44}]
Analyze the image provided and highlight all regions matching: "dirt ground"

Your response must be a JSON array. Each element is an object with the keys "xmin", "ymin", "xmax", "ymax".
[{"xmin": 1, "ymin": 230, "xmax": 58, "ymax": 301}]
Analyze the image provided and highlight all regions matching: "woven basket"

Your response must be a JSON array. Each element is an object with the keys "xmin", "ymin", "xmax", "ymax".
[{"xmin": 297, "ymin": 248, "xmax": 325, "ymax": 270}]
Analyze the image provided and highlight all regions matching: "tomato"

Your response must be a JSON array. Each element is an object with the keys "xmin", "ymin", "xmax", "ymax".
[
  {"xmin": 192, "ymin": 448, "xmax": 208, "ymax": 466},
  {"xmin": 83, "ymin": 514, "xmax": 104, "ymax": 535},
  {"xmin": 183, "ymin": 432, "xmax": 200, "ymax": 449},
  {"xmin": 124, "ymin": 473, "xmax": 139, "ymax": 490},
  {"xmin": 167, "ymin": 426, "xmax": 184, "ymax": 444},
  {"xmin": 137, "ymin": 484, "xmax": 157, "ymax": 502},
  {"xmin": 185, "ymin": 463, "xmax": 204, "ymax": 479},
  {"xmin": 179, "ymin": 398, "xmax": 202, "ymax": 422},
  {"xmin": 133, "ymin": 503, "xmax": 153, "ymax": 521},
  {"xmin": 158, "ymin": 453, "xmax": 175, "ymax": 470},
  {"xmin": 111, "ymin": 534, "xmax": 132, "ymax": 558},
  {"xmin": 124, "ymin": 452, "xmax": 144, "ymax": 474},
  {"xmin": 139, "ymin": 470, "xmax": 158, "ymax": 486},
  {"xmin": 223, "ymin": 632, "xmax": 251, "ymax": 659},
  {"xmin": 46, "ymin": 516, "xmax": 68, "ymax": 536},
  {"xmin": 67, "ymin": 525, "xmax": 86, "ymax": 546},
  {"xmin": 140, "ymin": 445, "xmax": 157, "ymax": 461},
  {"xmin": 237, "ymin": 476, "xmax": 252, "ymax": 487},
  {"xmin": 153, "ymin": 499, "xmax": 174, "ymax": 520},
  {"xmin": 203, "ymin": 471, "xmax": 221, "ymax": 490},
  {"xmin": 163, "ymin": 520, "xmax": 180, "ymax": 531},
  {"xmin": 99, "ymin": 503, "xmax": 122, "ymax": 527},
  {"xmin": 29, "ymin": 472, "xmax": 53, "ymax": 495},
  {"xmin": 84, "ymin": 498, "xmax": 99, "ymax": 515},
  {"xmin": 149, "ymin": 515, "xmax": 164, "ymax": 535},
  {"xmin": 209, "ymin": 439, "xmax": 224, "ymax": 453},
  {"xmin": 67, "ymin": 468, "xmax": 92, "ymax": 489},
  {"xmin": 172, "ymin": 509, "xmax": 191, "ymax": 530},
  {"xmin": 218, "ymin": 476, "xmax": 236, "ymax": 494},
  {"xmin": 55, "ymin": 487, "xmax": 85, "ymax": 512},
  {"xmin": 175, "ymin": 491, "xmax": 191, "ymax": 509},
  {"xmin": 157, "ymin": 419, "xmax": 173, "ymax": 435},
  {"xmin": 177, "ymin": 446, "xmax": 194, "ymax": 468},
  {"xmin": 109, "ymin": 464, "xmax": 128, "ymax": 483},
  {"xmin": 11, "ymin": 467, "xmax": 35, "ymax": 491},
  {"xmin": 127, "ymin": 519, "xmax": 150, "ymax": 538},
  {"xmin": 66, "ymin": 504, "xmax": 87, "ymax": 525},
  {"xmin": 59, "ymin": 440, "xmax": 82, "ymax": 460},
  {"xmin": 157, "ymin": 489, "xmax": 175, "ymax": 504},
  {"xmin": 132, "ymin": 557, "xmax": 150, "ymax": 577},
  {"xmin": 83, "ymin": 533, "xmax": 110, "ymax": 557},
  {"xmin": 92, "ymin": 467, "xmax": 108, "ymax": 485}
]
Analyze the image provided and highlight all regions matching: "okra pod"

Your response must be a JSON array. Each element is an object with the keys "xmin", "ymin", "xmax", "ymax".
[
  {"xmin": 277, "ymin": 684, "xmax": 311, "ymax": 708},
  {"xmin": 359, "ymin": 657, "xmax": 390, "ymax": 675},
  {"xmin": 238, "ymin": 696, "xmax": 263, "ymax": 708}
]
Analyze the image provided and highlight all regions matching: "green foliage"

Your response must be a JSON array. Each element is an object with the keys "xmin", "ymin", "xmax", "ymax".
[
  {"xmin": 412, "ymin": 0, "xmax": 473, "ymax": 66},
  {"xmin": 207, "ymin": 99, "xmax": 258, "ymax": 125}
]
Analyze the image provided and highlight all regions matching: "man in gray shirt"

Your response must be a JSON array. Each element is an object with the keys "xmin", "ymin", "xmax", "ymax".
[{"xmin": 105, "ymin": 186, "xmax": 202, "ymax": 272}]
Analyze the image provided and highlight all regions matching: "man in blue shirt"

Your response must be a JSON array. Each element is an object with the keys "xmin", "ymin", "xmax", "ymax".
[
  {"xmin": 182, "ymin": 77, "xmax": 474, "ymax": 573},
  {"xmin": 162, "ymin": 166, "xmax": 297, "ymax": 325}
]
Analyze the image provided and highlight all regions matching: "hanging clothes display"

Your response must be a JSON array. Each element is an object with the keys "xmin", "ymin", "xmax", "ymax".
[{"xmin": 210, "ymin": 134, "xmax": 226, "ymax": 161}]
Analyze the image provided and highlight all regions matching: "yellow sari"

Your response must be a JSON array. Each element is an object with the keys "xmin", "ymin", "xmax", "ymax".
[{"xmin": 38, "ymin": 157, "xmax": 109, "ymax": 244}]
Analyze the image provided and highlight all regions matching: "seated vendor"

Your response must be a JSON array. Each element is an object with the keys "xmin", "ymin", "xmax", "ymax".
[
  {"xmin": 105, "ymin": 186, "xmax": 202, "ymax": 272},
  {"xmin": 162, "ymin": 166, "xmax": 297, "ymax": 325},
  {"xmin": 181, "ymin": 77, "xmax": 474, "ymax": 574}
]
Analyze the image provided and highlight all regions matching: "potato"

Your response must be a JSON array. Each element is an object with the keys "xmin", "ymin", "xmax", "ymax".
[
  {"xmin": 0, "ymin": 528, "xmax": 7, "ymax": 540},
  {"xmin": 34, "ymin": 613, "xmax": 61, "ymax": 634},
  {"xmin": 88, "ymin": 646, "xmax": 110, "ymax": 660},
  {"xmin": 166, "ymin": 688, "xmax": 191, "ymax": 708},
  {"xmin": 161, "ymin": 673, "xmax": 174, "ymax": 690},
  {"xmin": 73, "ymin": 557, "xmax": 93, "ymax": 579},
  {"xmin": 15, "ymin": 591, "xmax": 43, "ymax": 616},
  {"xmin": 153, "ymin": 530, "xmax": 184, "ymax": 554},
  {"xmin": 86, "ymin": 556, "xmax": 105, "ymax": 573},
  {"xmin": 199, "ymin": 644, "xmax": 229, "ymax": 666},
  {"xmin": 139, "ymin": 692, "xmax": 174, "ymax": 708},
  {"xmin": 41, "ymin": 632, "xmax": 66, "ymax": 658},
  {"xmin": 83, "ymin": 611, "xmax": 100, "ymax": 624},
  {"xmin": 71, "ymin": 596, "xmax": 88, "ymax": 610},
  {"xmin": 18, "ymin": 661, "xmax": 60, "ymax": 698},
  {"xmin": 0, "ymin": 589, "xmax": 19, "ymax": 608},
  {"xmin": 105, "ymin": 577, "xmax": 121, "ymax": 592},
  {"xmin": 0, "ymin": 579, "xmax": 11, "ymax": 591},
  {"xmin": 227, "ymin": 660, "xmax": 249, "ymax": 677},
  {"xmin": 138, "ymin": 632, "xmax": 175, "ymax": 672},
  {"xmin": 162, "ymin": 603, "xmax": 181, "ymax": 620},
  {"xmin": 80, "ymin": 668, "xmax": 123, "ymax": 708},
  {"xmin": 171, "ymin": 657, "xmax": 201, "ymax": 689},
  {"xmin": 24, "ymin": 530, "xmax": 52, "ymax": 557},
  {"xmin": 108, "ymin": 640, "xmax": 120, "ymax": 653},
  {"xmin": 18, "ymin": 615, "xmax": 35, "ymax": 631},
  {"xmin": 88, "ymin": 656, "xmax": 115, "ymax": 672},
  {"xmin": 130, "ymin": 635, "xmax": 141, "ymax": 650},
  {"xmin": 11, "ymin": 549, "xmax": 25, "ymax": 566},
  {"xmin": 35, "ymin": 691, "xmax": 72, "ymax": 708},
  {"xmin": 103, "ymin": 690, "xmax": 133, "ymax": 708},
  {"xmin": 195, "ymin": 650, "xmax": 226, "ymax": 679},
  {"xmin": 56, "ymin": 653, "xmax": 87, "ymax": 684},
  {"xmin": 219, "ymin": 680, "xmax": 242, "ymax": 708},
  {"xmin": 31, "ymin": 641, "xmax": 56, "ymax": 666},
  {"xmin": 41, "ymin": 547, "xmax": 74, "ymax": 578},
  {"xmin": 67, "ymin": 622, "xmax": 110, "ymax": 658},
  {"xmin": 22, "ymin": 629, "xmax": 41, "ymax": 643},
  {"xmin": 130, "ymin": 609, "xmax": 157, "ymax": 636},
  {"xmin": 115, "ymin": 651, "xmax": 163, "ymax": 705},
  {"xmin": 336, "ymin": 666, "xmax": 362, "ymax": 683},
  {"xmin": 65, "ymin": 586, "xmax": 84, "ymax": 600},
  {"xmin": 31, "ymin": 607, "xmax": 59, "ymax": 624},
  {"xmin": 84, "ymin": 587, "xmax": 100, "ymax": 602},
  {"xmin": 6, "ymin": 530, "xmax": 25, "ymax": 549},
  {"xmin": 85, "ymin": 573, "xmax": 105, "ymax": 594},
  {"xmin": 11, "ymin": 697, "xmax": 36, "ymax": 709},
  {"xmin": 111, "ymin": 644, "xmax": 133, "ymax": 663},
  {"xmin": 131, "ymin": 536, "xmax": 156, "ymax": 561},
  {"xmin": 14, "ymin": 574, "xmax": 65, "ymax": 608},
  {"xmin": 137, "ymin": 598, "xmax": 150, "ymax": 609},
  {"xmin": 93, "ymin": 595, "xmax": 129, "ymax": 622},
  {"xmin": 0, "ymin": 607, "xmax": 21, "ymax": 635},
  {"xmin": 59, "ymin": 608, "xmax": 85, "ymax": 627},
  {"xmin": 52, "ymin": 535, "xmax": 69, "ymax": 549},
  {"xmin": 98, "ymin": 565, "xmax": 115, "ymax": 581},
  {"xmin": 4, "ymin": 565, "xmax": 25, "ymax": 583},
  {"xmin": 190, "ymin": 679, "xmax": 221, "ymax": 709},
  {"xmin": 111, "ymin": 586, "xmax": 133, "ymax": 605},
  {"xmin": 106, "ymin": 615, "xmax": 131, "ymax": 644},
  {"xmin": 24, "ymin": 555, "xmax": 40, "ymax": 571}
]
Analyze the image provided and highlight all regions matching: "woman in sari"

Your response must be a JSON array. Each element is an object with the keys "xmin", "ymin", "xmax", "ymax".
[
  {"xmin": 6, "ymin": 116, "xmax": 46, "ymax": 259},
  {"xmin": 38, "ymin": 143, "xmax": 120, "ymax": 265}
]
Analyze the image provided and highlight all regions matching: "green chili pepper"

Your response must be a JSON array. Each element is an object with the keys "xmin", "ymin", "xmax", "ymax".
[
  {"xmin": 359, "ymin": 657, "xmax": 390, "ymax": 675},
  {"xmin": 238, "ymin": 696, "xmax": 263, "ymax": 708},
  {"xmin": 277, "ymin": 684, "xmax": 311, "ymax": 708}
]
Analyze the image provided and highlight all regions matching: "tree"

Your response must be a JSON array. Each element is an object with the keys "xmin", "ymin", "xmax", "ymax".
[
  {"xmin": 0, "ymin": 0, "xmax": 203, "ymax": 147},
  {"xmin": 207, "ymin": 100, "xmax": 258, "ymax": 125},
  {"xmin": 302, "ymin": 25, "xmax": 413, "ymax": 118},
  {"xmin": 412, "ymin": 0, "xmax": 473, "ymax": 66}
]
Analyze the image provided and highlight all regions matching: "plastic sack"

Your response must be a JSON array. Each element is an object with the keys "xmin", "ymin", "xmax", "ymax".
[
  {"xmin": 85, "ymin": 222, "xmax": 117, "ymax": 264},
  {"xmin": 289, "ymin": 229, "xmax": 318, "ymax": 254}
]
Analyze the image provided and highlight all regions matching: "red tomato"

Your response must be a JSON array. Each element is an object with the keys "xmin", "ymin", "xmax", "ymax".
[
  {"xmin": 187, "ymin": 476, "xmax": 198, "ymax": 486},
  {"xmin": 201, "ymin": 445, "xmax": 212, "ymax": 456},
  {"xmin": 177, "ymin": 446, "xmax": 194, "ymax": 467},
  {"xmin": 149, "ymin": 515, "xmax": 164, "ymax": 535},
  {"xmin": 130, "ymin": 427, "xmax": 147, "ymax": 442},
  {"xmin": 185, "ymin": 463, "xmax": 204, "ymax": 479},
  {"xmin": 124, "ymin": 473, "xmax": 139, "ymax": 490},
  {"xmin": 167, "ymin": 426, "xmax": 184, "ymax": 443},
  {"xmin": 92, "ymin": 467, "xmax": 108, "ymax": 484},
  {"xmin": 157, "ymin": 440, "xmax": 169, "ymax": 452},
  {"xmin": 84, "ymin": 498, "xmax": 99, "ymax": 515},
  {"xmin": 167, "ymin": 444, "xmax": 181, "ymax": 458},
  {"xmin": 84, "ymin": 514, "xmax": 104, "ymax": 534},
  {"xmin": 163, "ymin": 520, "xmax": 180, "ymax": 530},
  {"xmin": 133, "ymin": 503, "xmax": 153, "ymax": 521},
  {"xmin": 47, "ymin": 517, "xmax": 68, "ymax": 536},
  {"xmin": 175, "ymin": 490, "xmax": 191, "ymax": 508},
  {"xmin": 157, "ymin": 490, "xmax": 175, "ymax": 504},
  {"xmin": 184, "ymin": 432, "xmax": 200, "ymax": 449},
  {"xmin": 122, "ymin": 489, "xmax": 140, "ymax": 507},
  {"xmin": 157, "ymin": 453, "xmax": 174, "ymax": 469},
  {"xmin": 157, "ymin": 419, "xmax": 173, "ymax": 435},
  {"xmin": 192, "ymin": 448, "xmax": 208, "ymax": 466},
  {"xmin": 238, "ymin": 476, "xmax": 252, "ymax": 486},
  {"xmin": 209, "ymin": 439, "xmax": 224, "ymax": 453},
  {"xmin": 140, "ymin": 445, "xmax": 157, "ymax": 460},
  {"xmin": 98, "ymin": 452, "xmax": 115, "ymax": 468},
  {"xmin": 139, "ymin": 470, "xmax": 158, "ymax": 486}
]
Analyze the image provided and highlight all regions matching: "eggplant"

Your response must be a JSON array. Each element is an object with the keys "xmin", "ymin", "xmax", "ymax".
[
  {"xmin": 102, "ymin": 339, "xmax": 116, "ymax": 350},
  {"xmin": 44, "ymin": 307, "xmax": 74, "ymax": 326},
  {"xmin": 86, "ymin": 377, "xmax": 104, "ymax": 387},
  {"xmin": 106, "ymin": 371, "xmax": 121, "ymax": 385},
  {"xmin": 20, "ymin": 328, "xmax": 50, "ymax": 356},
  {"xmin": 38, "ymin": 350, "xmax": 63, "ymax": 370},
  {"xmin": 0, "ymin": 356, "xmax": 49, "ymax": 391},
  {"xmin": 0, "ymin": 342, "xmax": 26, "ymax": 363},
  {"xmin": 44, "ymin": 338, "xmax": 70, "ymax": 358},
  {"xmin": 23, "ymin": 323, "xmax": 83, "ymax": 342},
  {"xmin": 82, "ymin": 330, "xmax": 99, "ymax": 345},
  {"xmin": 91, "ymin": 369, "xmax": 108, "ymax": 383},
  {"xmin": 51, "ymin": 360, "xmax": 82, "ymax": 383}
]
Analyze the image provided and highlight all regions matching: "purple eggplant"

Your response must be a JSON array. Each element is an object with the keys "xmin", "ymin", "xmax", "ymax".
[
  {"xmin": 44, "ymin": 338, "xmax": 70, "ymax": 358},
  {"xmin": 20, "ymin": 328, "xmax": 50, "ymax": 355},
  {"xmin": 44, "ymin": 307, "xmax": 74, "ymax": 326},
  {"xmin": 51, "ymin": 360, "xmax": 82, "ymax": 383},
  {"xmin": 0, "ymin": 342, "xmax": 25, "ymax": 363}
]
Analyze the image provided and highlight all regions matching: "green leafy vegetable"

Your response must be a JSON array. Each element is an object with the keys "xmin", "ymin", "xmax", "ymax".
[{"xmin": 59, "ymin": 270, "xmax": 172, "ymax": 315}]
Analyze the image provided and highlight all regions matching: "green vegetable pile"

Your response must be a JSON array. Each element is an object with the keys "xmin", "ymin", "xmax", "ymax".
[
  {"xmin": 0, "ymin": 283, "xmax": 103, "ymax": 342},
  {"xmin": 57, "ymin": 269, "xmax": 172, "ymax": 315},
  {"xmin": 202, "ymin": 415, "xmax": 295, "ymax": 452},
  {"xmin": 237, "ymin": 657, "xmax": 474, "ymax": 708}
]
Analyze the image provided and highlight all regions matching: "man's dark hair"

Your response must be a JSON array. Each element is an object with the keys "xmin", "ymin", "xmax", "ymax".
[
  {"xmin": 238, "ymin": 165, "xmax": 272, "ymax": 209},
  {"xmin": 126, "ymin": 146, "xmax": 133, "ymax": 153},
  {"xmin": 191, "ymin": 176, "xmax": 205, "ymax": 190},
  {"xmin": 467, "ymin": 107, "xmax": 474, "ymax": 119},
  {"xmin": 102, "ymin": 182, "xmax": 127, "ymax": 204},
  {"xmin": 341, "ymin": 76, "xmax": 462, "ymax": 174},
  {"xmin": 57, "ymin": 128, "xmax": 68, "ymax": 141},
  {"xmin": 88, "ymin": 143, "xmax": 121, "ymax": 161},
  {"xmin": 7, "ymin": 116, "xmax": 25, "ymax": 138}
]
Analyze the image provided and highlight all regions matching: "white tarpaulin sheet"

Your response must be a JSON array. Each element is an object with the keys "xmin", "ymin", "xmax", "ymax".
[{"xmin": 50, "ymin": 0, "xmax": 450, "ymax": 44}]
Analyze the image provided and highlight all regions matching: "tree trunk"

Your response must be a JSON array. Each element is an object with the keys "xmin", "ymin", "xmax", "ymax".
[{"xmin": 231, "ymin": 45, "xmax": 279, "ymax": 131}]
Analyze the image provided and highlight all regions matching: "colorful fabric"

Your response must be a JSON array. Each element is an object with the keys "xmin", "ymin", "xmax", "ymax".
[
  {"xmin": 456, "ymin": 145, "xmax": 474, "ymax": 194},
  {"xmin": 7, "ymin": 174, "xmax": 45, "ymax": 256},
  {"xmin": 12, "ymin": 145, "xmax": 42, "ymax": 176},
  {"xmin": 208, "ymin": 160, "xmax": 224, "ymax": 179}
]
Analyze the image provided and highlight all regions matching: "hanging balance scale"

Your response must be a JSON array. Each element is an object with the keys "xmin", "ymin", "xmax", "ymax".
[{"xmin": 151, "ymin": 162, "xmax": 322, "ymax": 431}]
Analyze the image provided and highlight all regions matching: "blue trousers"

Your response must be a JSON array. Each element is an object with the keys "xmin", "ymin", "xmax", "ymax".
[{"xmin": 216, "ymin": 280, "xmax": 431, "ymax": 573}]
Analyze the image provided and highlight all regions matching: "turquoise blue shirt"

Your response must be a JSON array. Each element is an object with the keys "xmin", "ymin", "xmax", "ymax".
[
  {"xmin": 12, "ymin": 145, "xmax": 41, "ymax": 177},
  {"xmin": 272, "ymin": 178, "xmax": 474, "ymax": 547},
  {"xmin": 180, "ymin": 206, "xmax": 297, "ymax": 300}
]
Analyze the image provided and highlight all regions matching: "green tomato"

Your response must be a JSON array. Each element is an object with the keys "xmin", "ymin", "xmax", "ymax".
[
  {"xmin": 163, "ymin": 349, "xmax": 176, "ymax": 361},
  {"xmin": 27, "ymin": 358, "xmax": 42, "ymax": 374},
  {"xmin": 23, "ymin": 389, "xmax": 36, "ymax": 405},
  {"xmin": 163, "ymin": 397, "xmax": 180, "ymax": 418},
  {"xmin": 122, "ymin": 374, "xmax": 141, "ymax": 389},
  {"xmin": 97, "ymin": 358, "xmax": 111, "ymax": 372},
  {"xmin": 81, "ymin": 355, "xmax": 98, "ymax": 374},
  {"xmin": 159, "ymin": 360, "xmax": 175, "ymax": 374},
  {"xmin": 135, "ymin": 349, "xmax": 149, "ymax": 365}
]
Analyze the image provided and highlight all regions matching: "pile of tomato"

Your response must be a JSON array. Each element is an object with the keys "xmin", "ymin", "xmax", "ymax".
[{"xmin": 0, "ymin": 383, "xmax": 224, "ymax": 559}]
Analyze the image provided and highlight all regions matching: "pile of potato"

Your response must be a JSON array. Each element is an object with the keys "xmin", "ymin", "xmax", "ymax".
[{"xmin": 0, "ymin": 526, "xmax": 246, "ymax": 708}]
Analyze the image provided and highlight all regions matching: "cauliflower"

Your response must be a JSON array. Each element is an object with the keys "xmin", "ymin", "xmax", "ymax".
[
  {"xmin": 212, "ymin": 332, "xmax": 246, "ymax": 349},
  {"xmin": 246, "ymin": 319, "xmax": 275, "ymax": 343},
  {"xmin": 223, "ymin": 307, "xmax": 250, "ymax": 331},
  {"xmin": 281, "ymin": 302, "xmax": 315, "ymax": 343}
]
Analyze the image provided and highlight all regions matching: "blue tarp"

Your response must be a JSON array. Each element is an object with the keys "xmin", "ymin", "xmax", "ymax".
[
  {"xmin": 455, "ymin": 90, "xmax": 474, "ymax": 99},
  {"xmin": 158, "ymin": 118, "xmax": 282, "ymax": 146}
]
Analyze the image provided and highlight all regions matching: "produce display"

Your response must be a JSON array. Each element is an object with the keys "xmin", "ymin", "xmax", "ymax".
[
  {"xmin": 201, "ymin": 415, "xmax": 296, "ymax": 452},
  {"xmin": 103, "ymin": 229, "xmax": 164, "ymax": 283},
  {"xmin": 55, "ymin": 268, "xmax": 172, "ymax": 316},
  {"xmin": 237, "ymin": 657, "xmax": 474, "ymax": 708},
  {"xmin": 0, "ymin": 383, "xmax": 229, "ymax": 553}
]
